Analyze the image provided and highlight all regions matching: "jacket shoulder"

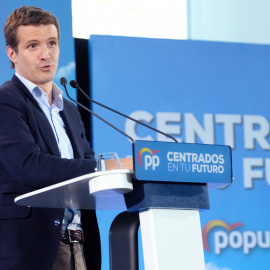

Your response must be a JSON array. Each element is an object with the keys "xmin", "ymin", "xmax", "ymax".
[
  {"xmin": 0, "ymin": 77, "xmax": 36, "ymax": 106},
  {"xmin": 0, "ymin": 80, "xmax": 23, "ymax": 103},
  {"xmin": 0, "ymin": 80, "xmax": 15, "ymax": 93}
]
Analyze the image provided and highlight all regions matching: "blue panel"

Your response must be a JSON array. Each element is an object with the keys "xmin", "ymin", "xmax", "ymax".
[
  {"xmin": 133, "ymin": 140, "xmax": 232, "ymax": 188},
  {"xmin": 90, "ymin": 35, "xmax": 270, "ymax": 270},
  {"xmin": 125, "ymin": 181, "xmax": 210, "ymax": 212}
]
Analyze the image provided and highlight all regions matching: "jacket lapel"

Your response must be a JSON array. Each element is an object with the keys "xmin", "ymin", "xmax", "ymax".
[
  {"xmin": 60, "ymin": 101, "xmax": 83, "ymax": 159},
  {"xmin": 11, "ymin": 75, "xmax": 60, "ymax": 156}
]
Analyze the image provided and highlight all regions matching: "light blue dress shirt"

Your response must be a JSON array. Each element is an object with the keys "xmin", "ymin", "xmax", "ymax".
[{"xmin": 15, "ymin": 73, "xmax": 82, "ymax": 231}]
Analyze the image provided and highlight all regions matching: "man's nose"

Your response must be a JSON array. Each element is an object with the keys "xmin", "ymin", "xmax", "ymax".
[{"xmin": 39, "ymin": 45, "xmax": 50, "ymax": 60}]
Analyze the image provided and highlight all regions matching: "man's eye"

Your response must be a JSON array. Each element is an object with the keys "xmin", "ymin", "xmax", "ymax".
[
  {"xmin": 49, "ymin": 41, "xmax": 56, "ymax": 46},
  {"xmin": 28, "ymin": 44, "xmax": 36, "ymax": 49}
]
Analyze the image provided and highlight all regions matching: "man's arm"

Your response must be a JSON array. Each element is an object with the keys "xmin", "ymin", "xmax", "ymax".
[{"xmin": 0, "ymin": 89, "xmax": 96, "ymax": 188}]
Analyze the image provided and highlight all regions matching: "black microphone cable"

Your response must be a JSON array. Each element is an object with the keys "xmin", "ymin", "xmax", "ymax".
[
  {"xmin": 60, "ymin": 77, "xmax": 134, "ymax": 142},
  {"xmin": 69, "ymin": 80, "xmax": 178, "ymax": 143}
]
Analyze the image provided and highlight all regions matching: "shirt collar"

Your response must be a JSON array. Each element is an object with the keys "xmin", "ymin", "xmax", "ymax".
[{"xmin": 15, "ymin": 72, "xmax": 64, "ymax": 110}]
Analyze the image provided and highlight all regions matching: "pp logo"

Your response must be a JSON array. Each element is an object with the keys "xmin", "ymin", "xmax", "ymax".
[
  {"xmin": 138, "ymin": 148, "xmax": 160, "ymax": 170},
  {"xmin": 202, "ymin": 220, "xmax": 243, "ymax": 254}
]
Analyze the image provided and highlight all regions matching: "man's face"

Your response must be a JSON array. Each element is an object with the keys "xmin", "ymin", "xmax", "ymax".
[{"xmin": 7, "ymin": 24, "xmax": 59, "ymax": 91}]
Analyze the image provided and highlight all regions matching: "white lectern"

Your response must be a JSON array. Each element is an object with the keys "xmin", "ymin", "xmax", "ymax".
[
  {"xmin": 15, "ymin": 170, "xmax": 133, "ymax": 210},
  {"xmin": 15, "ymin": 169, "xmax": 206, "ymax": 270}
]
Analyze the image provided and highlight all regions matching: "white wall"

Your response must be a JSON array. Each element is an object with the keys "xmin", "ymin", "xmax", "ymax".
[
  {"xmin": 187, "ymin": 0, "xmax": 270, "ymax": 44},
  {"xmin": 72, "ymin": 0, "xmax": 187, "ymax": 39}
]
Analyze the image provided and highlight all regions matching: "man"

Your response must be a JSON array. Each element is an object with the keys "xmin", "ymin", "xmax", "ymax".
[{"xmin": 0, "ymin": 6, "xmax": 102, "ymax": 270}]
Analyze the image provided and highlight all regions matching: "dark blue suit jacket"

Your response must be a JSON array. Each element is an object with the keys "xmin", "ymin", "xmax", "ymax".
[{"xmin": 0, "ymin": 75, "xmax": 101, "ymax": 269}]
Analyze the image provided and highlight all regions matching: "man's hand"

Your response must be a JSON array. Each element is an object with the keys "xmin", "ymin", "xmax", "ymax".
[
  {"xmin": 103, "ymin": 158, "xmax": 133, "ymax": 170},
  {"xmin": 119, "ymin": 158, "xmax": 133, "ymax": 170}
]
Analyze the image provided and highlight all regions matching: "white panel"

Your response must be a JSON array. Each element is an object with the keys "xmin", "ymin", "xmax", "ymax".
[
  {"xmin": 139, "ymin": 209, "xmax": 205, "ymax": 270},
  {"xmin": 72, "ymin": 0, "xmax": 187, "ymax": 39},
  {"xmin": 188, "ymin": 0, "xmax": 270, "ymax": 44}
]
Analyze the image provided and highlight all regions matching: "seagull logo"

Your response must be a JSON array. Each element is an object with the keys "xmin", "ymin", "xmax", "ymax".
[
  {"xmin": 138, "ymin": 148, "xmax": 160, "ymax": 167},
  {"xmin": 202, "ymin": 220, "xmax": 243, "ymax": 252}
]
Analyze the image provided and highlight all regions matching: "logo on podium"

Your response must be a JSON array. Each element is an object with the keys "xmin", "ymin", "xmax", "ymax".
[
  {"xmin": 133, "ymin": 140, "xmax": 233, "ymax": 188},
  {"xmin": 138, "ymin": 148, "xmax": 160, "ymax": 170}
]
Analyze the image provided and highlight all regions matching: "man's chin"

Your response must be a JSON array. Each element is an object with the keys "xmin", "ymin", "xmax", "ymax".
[{"xmin": 38, "ymin": 74, "xmax": 56, "ymax": 84}]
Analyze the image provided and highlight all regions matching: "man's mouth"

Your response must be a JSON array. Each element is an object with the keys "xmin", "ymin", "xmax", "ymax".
[{"xmin": 39, "ymin": 64, "xmax": 53, "ymax": 71}]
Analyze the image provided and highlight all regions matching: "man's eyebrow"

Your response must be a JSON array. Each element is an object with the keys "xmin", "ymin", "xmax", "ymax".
[
  {"xmin": 24, "ymin": 37, "xmax": 58, "ymax": 44},
  {"xmin": 25, "ymin": 39, "xmax": 39, "ymax": 43},
  {"xmin": 48, "ymin": 37, "xmax": 59, "ymax": 42},
  {"xmin": 24, "ymin": 39, "xmax": 40, "ymax": 46}
]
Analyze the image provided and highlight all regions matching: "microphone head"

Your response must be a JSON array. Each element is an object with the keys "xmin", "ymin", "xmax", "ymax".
[
  {"xmin": 60, "ymin": 77, "xmax": 67, "ymax": 86},
  {"xmin": 70, "ymin": 80, "xmax": 79, "ymax": 89}
]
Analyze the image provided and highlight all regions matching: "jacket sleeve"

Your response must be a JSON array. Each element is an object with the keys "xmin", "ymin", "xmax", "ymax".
[{"xmin": 0, "ymin": 89, "xmax": 96, "ymax": 188}]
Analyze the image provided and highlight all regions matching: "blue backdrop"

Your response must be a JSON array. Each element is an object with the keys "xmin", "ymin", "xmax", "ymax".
[{"xmin": 90, "ymin": 35, "xmax": 270, "ymax": 270}]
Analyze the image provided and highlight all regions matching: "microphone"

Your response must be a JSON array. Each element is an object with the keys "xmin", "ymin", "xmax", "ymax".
[
  {"xmin": 60, "ymin": 77, "xmax": 134, "ymax": 142},
  {"xmin": 69, "ymin": 80, "xmax": 178, "ymax": 143}
]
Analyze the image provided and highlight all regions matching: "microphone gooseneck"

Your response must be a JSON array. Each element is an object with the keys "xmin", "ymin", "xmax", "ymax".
[
  {"xmin": 69, "ymin": 80, "xmax": 178, "ymax": 143},
  {"xmin": 60, "ymin": 77, "xmax": 134, "ymax": 142}
]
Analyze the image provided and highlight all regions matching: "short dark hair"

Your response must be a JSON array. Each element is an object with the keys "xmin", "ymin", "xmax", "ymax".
[{"xmin": 4, "ymin": 6, "xmax": 60, "ymax": 68}]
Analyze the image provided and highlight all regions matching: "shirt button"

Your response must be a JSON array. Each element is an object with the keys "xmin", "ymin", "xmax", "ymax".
[{"xmin": 54, "ymin": 219, "xmax": 61, "ymax": 226}]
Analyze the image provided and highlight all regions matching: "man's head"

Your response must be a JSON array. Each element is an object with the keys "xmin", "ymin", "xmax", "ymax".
[
  {"xmin": 4, "ymin": 6, "xmax": 60, "ymax": 92},
  {"xmin": 4, "ymin": 6, "xmax": 60, "ymax": 69}
]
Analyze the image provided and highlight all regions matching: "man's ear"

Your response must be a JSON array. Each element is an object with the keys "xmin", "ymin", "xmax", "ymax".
[{"xmin": 6, "ymin": 46, "xmax": 17, "ymax": 65}]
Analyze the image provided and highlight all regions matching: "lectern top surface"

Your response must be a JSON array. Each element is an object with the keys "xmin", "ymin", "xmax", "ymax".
[{"xmin": 15, "ymin": 170, "xmax": 133, "ymax": 210}]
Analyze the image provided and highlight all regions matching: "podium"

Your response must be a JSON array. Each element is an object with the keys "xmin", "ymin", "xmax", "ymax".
[
  {"xmin": 15, "ymin": 170, "xmax": 133, "ymax": 210},
  {"xmin": 15, "ymin": 141, "xmax": 233, "ymax": 270}
]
